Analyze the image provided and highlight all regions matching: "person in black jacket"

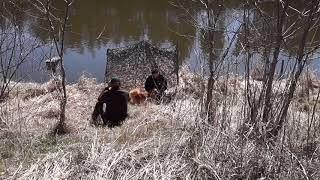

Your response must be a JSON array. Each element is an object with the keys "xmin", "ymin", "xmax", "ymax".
[
  {"xmin": 145, "ymin": 68, "xmax": 167, "ymax": 101},
  {"xmin": 91, "ymin": 78, "xmax": 129, "ymax": 128}
]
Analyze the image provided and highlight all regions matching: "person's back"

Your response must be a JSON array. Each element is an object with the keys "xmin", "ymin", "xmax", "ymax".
[
  {"xmin": 91, "ymin": 78, "xmax": 129, "ymax": 128},
  {"xmin": 99, "ymin": 89, "xmax": 129, "ymax": 126}
]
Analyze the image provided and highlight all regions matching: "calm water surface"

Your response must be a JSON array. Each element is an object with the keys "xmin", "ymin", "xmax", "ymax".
[
  {"xmin": 2, "ymin": 0, "xmax": 319, "ymax": 82},
  {"xmin": 27, "ymin": 0, "xmax": 198, "ymax": 82}
]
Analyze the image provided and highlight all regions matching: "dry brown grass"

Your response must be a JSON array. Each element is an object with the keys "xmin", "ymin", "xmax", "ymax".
[{"xmin": 0, "ymin": 71, "xmax": 320, "ymax": 179}]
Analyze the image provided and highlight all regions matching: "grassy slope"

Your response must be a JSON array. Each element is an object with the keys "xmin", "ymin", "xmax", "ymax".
[{"xmin": 0, "ymin": 72, "xmax": 320, "ymax": 179}]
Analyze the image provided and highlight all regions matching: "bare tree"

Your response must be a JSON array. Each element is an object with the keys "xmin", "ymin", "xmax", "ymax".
[
  {"xmin": 203, "ymin": 0, "xmax": 223, "ymax": 123},
  {"xmin": 0, "ymin": 1, "xmax": 40, "ymax": 102},
  {"xmin": 272, "ymin": 0, "xmax": 320, "ymax": 137},
  {"xmin": 240, "ymin": 0, "xmax": 320, "ymax": 141},
  {"xmin": 174, "ymin": 0, "xmax": 320, "ymax": 142},
  {"xmin": 31, "ymin": 0, "xmax": 73, "ymax": 134},
  {"xmin": 173, "ymin": 0, "xmax": 240, "ymax": 124}
]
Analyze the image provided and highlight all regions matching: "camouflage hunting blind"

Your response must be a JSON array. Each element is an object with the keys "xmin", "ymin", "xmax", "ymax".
[{"xmin": 106, "ymin": 41, "xmax": 179, "ymax": 90}]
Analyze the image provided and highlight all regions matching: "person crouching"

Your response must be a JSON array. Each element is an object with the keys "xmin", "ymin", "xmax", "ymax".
[
  {"xmin": 91, "ymin": 78, "xmax": 129, "ymax": 128},
  {"xmin": 144, "ymin": 68, "xmax": 168, "ymax": 102}
]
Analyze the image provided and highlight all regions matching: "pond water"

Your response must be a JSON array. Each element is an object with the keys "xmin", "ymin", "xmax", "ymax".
[{"xmin": 1, "ymin": 0, "xmax": 319, "ymax": 83}]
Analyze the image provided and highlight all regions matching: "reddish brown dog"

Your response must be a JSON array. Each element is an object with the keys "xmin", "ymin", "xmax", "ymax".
[{"xmin": 129, "ymin": 88, "xmax": 149, "ymax": 105}]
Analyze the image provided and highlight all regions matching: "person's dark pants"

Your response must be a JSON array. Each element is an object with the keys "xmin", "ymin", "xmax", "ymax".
[
  {"xmin": 92, "ymin": 102, "xmax": 127, "ymax": 128},
  {"xmin": 92, "ymin": 102, "xmax": 103, "ymax": 125},
  {"xmin": 102, "ymin": 114, "xmax": 127, "ymax": 128}
]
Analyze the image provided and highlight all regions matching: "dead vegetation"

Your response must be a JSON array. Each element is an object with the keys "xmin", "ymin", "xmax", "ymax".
[{"xmin": 0, "ymin": 70, "xmax": 319, "ymax": 179}]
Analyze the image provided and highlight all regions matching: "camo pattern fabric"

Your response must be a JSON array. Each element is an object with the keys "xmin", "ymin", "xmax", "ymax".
[{"xmin": 106, "ymin": 41, "xmax": 179, "ymax": 90}]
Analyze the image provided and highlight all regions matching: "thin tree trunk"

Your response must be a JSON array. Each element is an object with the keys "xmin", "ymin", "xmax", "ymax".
[
  {"xmin": 43, "ymin": 0, "xmax": 72, "ymax": 134},
  {"xmin": 204, "ymin": 0, "xmax": 216, "ymax": 123},
  {"xmin": 271, "ymin": 1, "xmax": 318, "ymax": 137},
  {"xmin": 56, "ymin": 0, "xmax": 70, "ymax": 134},
  {"xmin": 262, "ymin": 0, "xmax": 290, "ymax": 123},
  {"xmin": 204, "ymin": 0, "xmax": 225, "ymax": 124}
]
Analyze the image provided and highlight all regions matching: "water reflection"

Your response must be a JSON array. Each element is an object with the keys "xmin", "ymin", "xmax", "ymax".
[
  {"xmin": 0, "ymin": 0, "xmax": 319, "ymax": 82},
  {"xmin": 23, "ymin": 0, "xmax": 199, "ymax": 82}
]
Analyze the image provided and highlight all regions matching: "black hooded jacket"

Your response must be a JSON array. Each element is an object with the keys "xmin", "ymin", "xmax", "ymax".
[
  {"xmin": 94, "ymin": 88, "xmax": 129, "ymax": 127},
  {"xmin": 144, "ymin": 74, "xmax": 167, "ymax": 93}
]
